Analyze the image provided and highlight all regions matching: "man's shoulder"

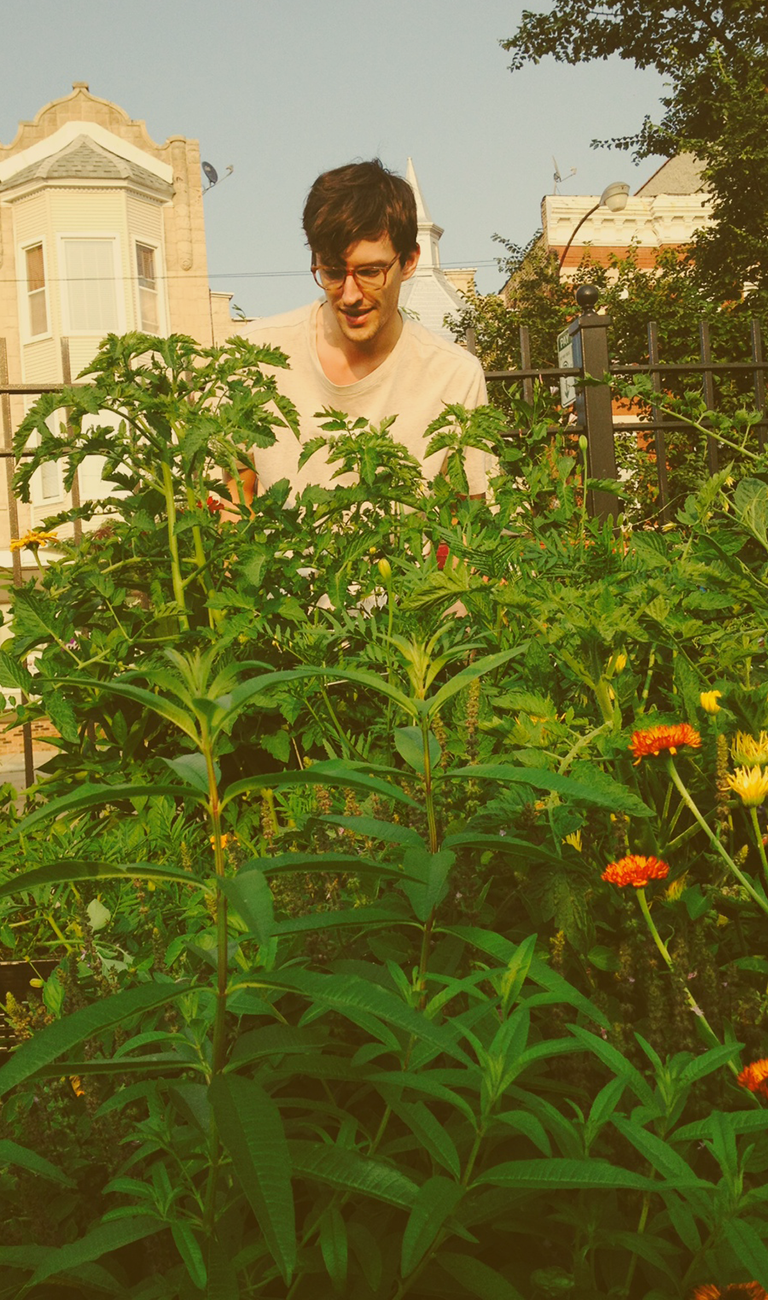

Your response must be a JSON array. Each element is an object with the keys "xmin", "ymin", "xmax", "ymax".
[
  {"xmin": 234, "ymin": 302, "xmax": 315, "ymax": 346},
  {"xmin": 401, "ymin": 317, "xmax": 483, "ymax": 376}
]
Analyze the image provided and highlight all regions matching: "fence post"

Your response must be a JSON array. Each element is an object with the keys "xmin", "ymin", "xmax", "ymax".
[
  {"xmin": 568, "ymin": 285, "xmax": 619, "ymax": 522},
  {"xmin": 0, "ymin": 338, "xmax": 35, "ymax": 790}
]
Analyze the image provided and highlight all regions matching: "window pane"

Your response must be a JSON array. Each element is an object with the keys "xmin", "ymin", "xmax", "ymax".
[
  {"xmin": 25, "ymin": 245, "xmax": 48, "ymax": 335},
  {"xmin": 136, "ymin": 244, "xmax": 159, "ymax": 331},
  {"xmin": 136, "ymin": 243, "xmax": 156, "ymax": 288},
  {"xmin": 63, "ymin": 240, "xmax": 118, "ymax": 333}
]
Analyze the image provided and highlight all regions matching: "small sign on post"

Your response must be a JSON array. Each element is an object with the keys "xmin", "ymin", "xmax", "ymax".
[{"xmin": 557, "ymin": 327, "xmax": 580, "ymax": 407}]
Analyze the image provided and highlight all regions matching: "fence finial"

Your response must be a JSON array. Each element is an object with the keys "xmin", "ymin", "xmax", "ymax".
[{"xmin": 576, "ymin": 284, "xmax": 600, "ymax": 314}]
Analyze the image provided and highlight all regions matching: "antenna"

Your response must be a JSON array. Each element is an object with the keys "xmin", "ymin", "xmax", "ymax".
[
  {"xmin": 202, "ymin": 162, "xmax": 234, "ymax": 196},
  {"xmin": 552, "ymin": 156, "xmax": 577, "ymax": 194}
]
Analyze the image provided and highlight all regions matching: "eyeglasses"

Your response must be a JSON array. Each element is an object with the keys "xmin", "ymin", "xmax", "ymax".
[{"xmin": 311, "ymin": 253, "xmax": 401, "ymax": 292}]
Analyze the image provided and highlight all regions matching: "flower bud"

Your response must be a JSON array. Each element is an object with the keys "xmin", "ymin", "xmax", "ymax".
[
  {"xmin": 377, "ymin": 558, "xmax": 392, "ymax": 582},
  {"xmin": 699, "ymin": 690, "xmax": 722, "ymax": 715},
  {"xmin": 578, "ymin": 435, "xmax": 588, "ymax": 453}
]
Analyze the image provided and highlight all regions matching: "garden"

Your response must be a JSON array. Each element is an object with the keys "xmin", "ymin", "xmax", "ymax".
[{"xmin": 0, "ymin": 329, "xmax": 767, "ymax": 1299}]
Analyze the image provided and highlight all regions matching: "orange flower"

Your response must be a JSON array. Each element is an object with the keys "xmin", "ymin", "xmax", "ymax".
[
  {"xmin": 602, "ymin": 854, "xmax": 670, "ymax": 888},
  {"xmin": 737, "ymin": 1058, "xmax": 768, "ymax": 1100},
  {"xmin": 630, "ymin": 723, "xmax": 701, "ymax": 763},
  {"xmin": 691, "ymin": 1287, "xmax": 768, "ymax": 1300}
]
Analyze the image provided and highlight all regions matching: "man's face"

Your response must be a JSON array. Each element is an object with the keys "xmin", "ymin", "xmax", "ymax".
[{"xmin": 317, "ymin": 235, "xmax": 419, "ymax": 348}]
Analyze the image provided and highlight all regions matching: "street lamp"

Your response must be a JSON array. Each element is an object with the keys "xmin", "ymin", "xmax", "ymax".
[{"xmin": 558, "ymin": 181, "xmax": 630, "ymax": 270}]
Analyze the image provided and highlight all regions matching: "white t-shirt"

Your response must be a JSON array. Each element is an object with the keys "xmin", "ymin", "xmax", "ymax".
[{"xmin": 238, "ymin": 301, "xmax": 488, "ymax": 497}]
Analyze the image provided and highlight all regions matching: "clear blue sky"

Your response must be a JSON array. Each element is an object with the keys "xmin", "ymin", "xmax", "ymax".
[{"xmin": 1, "ymin": 0, "xmax": 666, "ymax": 318}]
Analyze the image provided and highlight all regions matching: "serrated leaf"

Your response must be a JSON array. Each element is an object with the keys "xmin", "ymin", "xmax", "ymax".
[
  {"xmin": 475, "ymin": 1158, "xmax": 655, "ymax": 1190},
  {"xmin": 171, "ymin": 1220, "xmax": 207, "ymax": 1290},
  {"xmin": 319, "ymin": 1203, "xmax": 348, "ymax": 1293},
  {"xmin": 25, "ymin": 1215, "xmax": 163, "ymax": 1287},
  {"xmin": 209, "ymin": 1073, "xmax": 296, "ymax": 1283},
  {"xmin": 401, "ymin": 1175, "xmax": 463, "ymax": 1276},
  {"xmin": 290, "ymin": 1140, "xmax": 418, "ymax": 1208},
  {"xmin": 0, "ymin": 981, "xmax": 190, "ymax": 1097},
  {"xmin": 438, "ymin": 1251, "xmax": 525, "ymax": 1300},
  {"xmin": 724, "ymin": 1218, "xmax": 768, "ymax": 1287},
  {"xmin": 0, "ymin": 1138, "xmax": 75, "ymax": 1187},
  {"xmin": 448, "ymin": 763, "xmax": 652, "ymax": 817}
]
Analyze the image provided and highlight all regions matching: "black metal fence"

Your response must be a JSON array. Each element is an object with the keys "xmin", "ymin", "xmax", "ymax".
[{"xmin": 479, "ymin": 283, "xmax": 768, "ymax": 526}]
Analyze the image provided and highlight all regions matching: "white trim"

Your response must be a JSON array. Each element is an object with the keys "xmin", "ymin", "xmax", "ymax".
[
  {"xmin": 57, "ymin": 232, "xmax": 125, "ymax": 337},
  {"xmin": 133, "ymin": 237, "xmax": 167, "ymax": 335},
  {"xmin": 18, "ymin": 237, "xmax": 52, "ymax": 343},
  {"xmin": 0, "ymin": 120, "xmax": 173, "ymax": 185}
]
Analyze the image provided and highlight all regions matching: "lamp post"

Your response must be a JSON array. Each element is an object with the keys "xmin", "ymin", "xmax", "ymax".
[{"xmin": 558, "ymin": 181, "xmax": 630, "ymax": 271}]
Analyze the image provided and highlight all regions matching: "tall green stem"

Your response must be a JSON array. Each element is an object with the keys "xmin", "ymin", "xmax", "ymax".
[
  {"xmin": 749, "ymin": 806, "xmax": 768, "ymax": 889},
  {"xmin": 161, "ymin": 461, "xmax": 189, "ymax": 631},
  {"xmin": 202, "ymin": 727, "xmax": 229, "ymax": 1234},
  {"xmin": 636, "ymin": 888, "xmax": 733, "ymax": 1067},
  {"xmin": 666, "ymin": 757, "xmax": 768, "ymax": 917}
]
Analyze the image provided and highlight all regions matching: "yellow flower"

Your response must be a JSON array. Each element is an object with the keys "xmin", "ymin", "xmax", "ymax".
[
  {"xmin": 699, "ymin": 690, "xmax": 722, "ymax": 715},
  {"xmin": 731, "ymin": 731, "xmax": 768, "ymax": 769},
  {"xmin": 9, "ymin": 529, "xmax": 58, "ymax": 552},
  {"xmin": 665, "ymin": 871, "xmax": 688, "ymax": 901},
  {"xmin": 610, "ymin": 652, "xmax": 627, "ymax": 675},
  {"xmin": 210, "ymin": 833, "xmax": 231, "ymax": 849},
  {"xmin": 564, "ymin": 830, "xmax": 583, "ymax": 852},
  {"xmin": 727, "ymin": 766, "xmax": 768, "ymax": 807}
]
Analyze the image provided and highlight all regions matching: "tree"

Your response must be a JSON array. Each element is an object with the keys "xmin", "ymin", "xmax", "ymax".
[{"xmin": 501, "ymin": 2, "xmax": 768, "ymax": 295}]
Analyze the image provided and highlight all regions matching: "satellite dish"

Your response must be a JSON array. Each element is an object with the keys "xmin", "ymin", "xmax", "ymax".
[{"xmin": 202, "ymin": 161, "xmax": 219, "ymax": 187}]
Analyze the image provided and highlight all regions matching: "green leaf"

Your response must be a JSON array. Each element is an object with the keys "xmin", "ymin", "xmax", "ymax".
[
  {"xmin": 385, "ymin": 1097, "xmax": 461, "ymax": 1178},
  {"xmin": 394, "ymin": 726, "xmax": 441, "ymax": 775},
  {"xmin": 223, "ymin": 664, "xmax": 416, "ymax": 726},
  {"xmin": 401, "ymin": 847, "xmax": 455, "ymax": 921},
  {"xmin": 265, "ymin": 968, "xmax": 470, "ymax": 1064},
  {"xmin": 207, "ymin": 1238, "xmax": 240, "ymax": 1300},
  {"xmin": 319, "ymin": 1203, "xmax": 348, "ymax": 1293},
  {"xmin": 0, "ymin": 981, "xmax": 191, "ymax": 1098},
  {"xmin": 87, "ymin": 898, "xmax": 111, "ymax": 931},
  {"xmin": 272, "ymin": 904, "xmax": 409, "ymax": 936},
  {"xmin": 25, "ymin": 1215, "xmax": 163, "ymax": 1288},
  {"xmin": 675, "ymin": 1110, "xmax": 768, "ymax": 1142},
  {"xmin": 475, "ymin": 1158, "xmax": 656, "ymax": 1190},
  {"xmin": 724, "ymin": 1218, "xmax": 768, "ymax": 1287},
  {"xmin": 219, "ymin": 870, "xmax": 274, "ymax": 944},
  {"xmin": 57, "ymin": 676, "xmax": 198, "ymax": 740},
  {"xmin": 438, "ymin": 1251, "xmax": 525, "ymax": 1300},
  {"xmin": 0, "ymin": 859, "xmax": 205, "ymax": 901},
  {"xmin": 221, "ymin": 761, "xmax": 417, "ymax": 810},
  {"xmin": 208, "ymin": 1073, "xmax": 296, "ymax": 1284},
  {"xmin": 163, "ymin": 752, "xmax": 213, "ymax": 793},
  {"xmin": 171, "ymin": 1221, "xmax": 207, "ymax": 1290},
  {"xmin": 321, "ymin": 815, "xmax": 425, "ymax": 848},
  {"xmin": 17, "ymin": 783, "xmax": 203, "ymax": 834},
  {"xmin": 612, "ymin": 1117, "xmax": 708, "ymax": 1185},
  {"xmin": 289, "ymin": 1140, "xmax": 418, "ymax": 1208},
  {"xmin": 678, "ymin": 1042, "xmax": 742, "ymax": 1084},
  {"xmin": 448, "ymin": 763, "xmax": 653, "ymax": 817},
  {"xmin": 568, "ymin": 1025, "xmax": 657, "ymax": 1108},
  {"xmin": 428, "ymin": 648, "xmax": 525, "ymax": 715},
  {"xmin": 0, "ymin": 1138, "xmax": 75, "ymax": 1187},
  {"xmin": 238, "ymin": 850, "xmax": 417, "ymax": 881},
  {"xmin": 401, "ymin": 1175, "xmax": 463, "ymax": 1276}
]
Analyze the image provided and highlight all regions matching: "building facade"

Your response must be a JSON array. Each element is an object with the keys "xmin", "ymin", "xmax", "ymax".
[{"xmin": 0, "ymin": 83, "xmax": 219, "ymax": 554}]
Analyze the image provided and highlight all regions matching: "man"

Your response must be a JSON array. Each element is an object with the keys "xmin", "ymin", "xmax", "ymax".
[{"xmin": 237, "ymin": 159, "xmax": 488, "ymax": 502}]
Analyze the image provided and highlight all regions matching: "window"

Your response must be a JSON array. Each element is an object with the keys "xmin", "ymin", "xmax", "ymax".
[
  {"xmin": 135, "ymin": 243, "xmax": 160, "ymax": 333},
  {"xmin": 25, "ymin": 244, "xmax": 48, "ymax": 337},
  {"xmin": 62, "ymin": 238, "xmax": 119, "ymax": 333}
]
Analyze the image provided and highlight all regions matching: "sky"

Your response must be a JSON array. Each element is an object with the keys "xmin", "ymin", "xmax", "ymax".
[{"xmin": 0, "ymin": 0, "xmax": 668, "ymax": 319}]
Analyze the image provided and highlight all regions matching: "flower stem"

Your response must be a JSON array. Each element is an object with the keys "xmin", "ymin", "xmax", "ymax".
[
  {"xmin": 636, "ymin": 887, "xmax": 734, "ymax": 1068},
  {"xmin": 749, "ymin": 805, "xmax": 768, "ymax": 889},
  {"xmin": 666, "ymin": 757, "xmax": 768, "ymax": 918}
]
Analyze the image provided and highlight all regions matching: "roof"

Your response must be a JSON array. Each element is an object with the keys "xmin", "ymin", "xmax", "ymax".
[
  {"xmin": 0, "ymin": 133, "xmax": 172, "ymax": 196},
  {"xmin": 636, "ymin": 153, "xmax": 706, "ymax": 196}
]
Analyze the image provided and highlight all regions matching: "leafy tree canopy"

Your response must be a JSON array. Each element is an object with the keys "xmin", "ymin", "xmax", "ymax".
[{"xmin": 502, "ymin": 3, "xmax": 768, "ymax": 294}]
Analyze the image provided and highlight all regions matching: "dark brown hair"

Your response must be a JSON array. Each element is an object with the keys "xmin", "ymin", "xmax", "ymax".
[{"xmin": 303, "ymin": 159, "xmax": 417, "ymax": 267}]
